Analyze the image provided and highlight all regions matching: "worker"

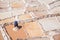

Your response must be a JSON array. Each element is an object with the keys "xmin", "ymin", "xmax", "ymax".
[{"xmin": 13, "ymin": 16, "xmax": 22, "ymax": 31}]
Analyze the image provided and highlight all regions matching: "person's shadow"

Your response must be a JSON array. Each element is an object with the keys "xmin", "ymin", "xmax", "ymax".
[{"xmin": 18, "ymin": 26, "xmax": 22, "ymax": 29}]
